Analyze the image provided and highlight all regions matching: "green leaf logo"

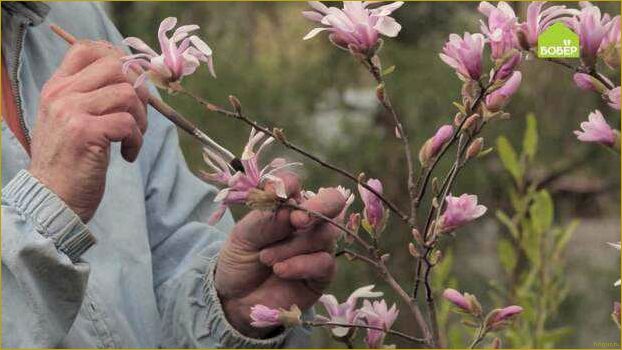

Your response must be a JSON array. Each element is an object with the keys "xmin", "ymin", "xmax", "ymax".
[{"xmin": 537, "ymin": 22, "xmax": 580, "ymax": 58}]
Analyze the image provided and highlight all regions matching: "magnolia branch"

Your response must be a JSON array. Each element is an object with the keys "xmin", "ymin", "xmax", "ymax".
[
  {"xmin": 178, "ymin": 88, "xmax": 412, "ymax": 225},
  {"xmin": 365, "ymin": 57, "xmax": 418, "ymax": 224},
  {"xmin": 276, "ymin": 202, "xmax": 433, "ymax": 344},
  {"xmin": 305, "ymin": 321, "xmax": 428, "ymax": 344}
]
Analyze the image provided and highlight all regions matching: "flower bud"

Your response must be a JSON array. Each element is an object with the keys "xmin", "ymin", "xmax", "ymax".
[
  {"xmin": 273, "ymin": 128, "xmax": 287, "ymax": 143},
  {"xmin": 408, "ymin": 242, "xmax": 421, "ymax": 258},
  {"xmin": 573, "ymin": 73, "xmax": 607, "ymax": 93},
  {"xmin": 229, "ymin": 95, "xmax": 242, "ymax": 113},
  {"xmin": 381, "ymin": 253, "xmax": 390, "ymax": 264},
  {"xmin": 246, "ymin": 188, "xmax": 279, "ymax": 210},
  {"xmin": 278, "ymin": 305, "xmax": 303, "ymax": 327},
  {"xmin": 412, "ymin": 228, "xmax": 424, "ymax": 245},
  {"xmin": 419, "ymin": 125, "xmax": 453, "ymax": 166},
  {"xmin": 490, "ymin": 337, "xmax": 502, "ymax": 349},
  {"xmin": 466, "ymin": 137, "xmax": 484, "ymax": 159},
  {"xmin": 613, "ymin": 302, "xmax": 621, "ymax": 328},
  {"xmin": 454, "ymin": 112, "xmax": 465, "ymax": 126},
  {"xmin": 485, "ymin": 305, "xmax": 523, "ymax": 331},
  {"xmin": 442, "ymin": 288, "xmax": 471, "ymax": 312},
  {"xmin": 462, "ymin": 114, "xmax": 480, "ymax": 131},
  {"xmin": 376, "ymin": 83, "xmax": 386, "ymax": 103}
]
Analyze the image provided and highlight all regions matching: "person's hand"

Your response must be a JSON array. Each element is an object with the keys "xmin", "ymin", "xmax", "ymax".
[
  {"xmin": 215, "ymin": 173, "xmax": 346, "ymax": 338},
  {"xmin": 29, "ymin": 40, "xmax": 149, "ymax": 223}
]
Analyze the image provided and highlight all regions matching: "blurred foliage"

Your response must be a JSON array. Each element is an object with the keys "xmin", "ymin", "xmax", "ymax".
[
  {"xmin": 492, "ymin": 114, "xmax": 577, "ymax": 348},
  {"xmin": 108, "ymin": 2, "xmax": 620, "ymax": 348}
]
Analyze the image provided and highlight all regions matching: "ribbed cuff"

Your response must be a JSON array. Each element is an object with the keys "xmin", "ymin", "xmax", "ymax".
[
  {"xmin": 2, "ymin": 170, "xmax": 96, "ymax": 262},
  {"xmin": 202, "ymin": 256, "xmax": 291, "ymax": 348}
]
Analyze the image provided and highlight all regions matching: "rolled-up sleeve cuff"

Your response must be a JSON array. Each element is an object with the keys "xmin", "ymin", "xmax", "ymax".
[
  {"xmin": 2, "ymin": 169, "xmax": 96, "ymax": 262},
  {"xmin": 202, "ymin": 256, "xmax": 291, "ymax": 348}
]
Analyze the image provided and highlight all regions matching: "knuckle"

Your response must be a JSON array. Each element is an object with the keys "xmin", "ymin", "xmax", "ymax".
[
  {"xmin": 117, "ymin": 83, "xmax": 137, "ymax": 101},
  {"xmin": 65, "ymin": 115, "xmax": 87, "ymax": 135}
]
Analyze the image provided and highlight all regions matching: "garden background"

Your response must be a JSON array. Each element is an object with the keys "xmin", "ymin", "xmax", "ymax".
[{"xmin": 106, "ymin": 2, "xmax": 620, "ymax": 348}]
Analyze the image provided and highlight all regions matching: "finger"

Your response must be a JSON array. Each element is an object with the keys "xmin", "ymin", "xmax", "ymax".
[
  {"xmin": 259, "ymin": 223, "xmax": 338, "ymax": 266},
  {"xmin": 273, "ymin": 251, "xmax": 336, "ymax": 282},
  {"xmin": 66, "ymin": 55, "xmax": 128, "ymax": 93},
  {"xmin": 92, "ymin": 112, "xmax": 143, "ymax": 162},
  {"xmin": 291, "ymin": 188, "xmax": 346, "ymax": 229},
  {"xmin": 263, "ymin": 171, "xmax": 301, "ymax": 199},
  {"xmin": 81, "ymin": 83, "xmax": 148, "ymax": 133},
  {"xmin": 232, "ymin": 207, "xmax": 293, "ymax": 249},
  {"xmin": 57, "ymin": 40, "xmax": 123, "ymax": 77}
]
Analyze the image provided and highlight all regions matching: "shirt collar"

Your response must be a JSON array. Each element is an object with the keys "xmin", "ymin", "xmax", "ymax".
[{"xmin": 1, "ymin": 2, "xmax": 50, "ymax": 26}]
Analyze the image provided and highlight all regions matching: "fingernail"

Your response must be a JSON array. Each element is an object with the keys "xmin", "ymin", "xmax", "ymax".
[
  {"xmin": 273, "ymin": 263, "xmax": 285, "ymax": 275},
  {"xmin": 260, "ymin": 250, "xmax": 274, "ymax": 266}
]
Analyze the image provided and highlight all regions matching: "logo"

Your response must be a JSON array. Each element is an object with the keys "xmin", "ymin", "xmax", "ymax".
[{"xmin": 537, "ymin": 22, "xmax": 580, "ymax": 58}]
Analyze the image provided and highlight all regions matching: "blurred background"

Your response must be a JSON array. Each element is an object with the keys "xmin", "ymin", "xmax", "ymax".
[{"xmin": 106, "ymin": 2, "xmax": 620, "ymax": 348}]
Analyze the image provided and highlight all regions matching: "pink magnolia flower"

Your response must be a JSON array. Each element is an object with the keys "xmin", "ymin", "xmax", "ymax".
[
  {"xmin": 607, "ymin": 86, "xmax": 620, "ymax": 110},
  {"xmin": 302, "ymin": 1, "xmax": 403, "ymax": 55},
  {"xmin": 442, "ymin": 288, "xmax": 471, "ymax": 311},
  {"xmin": 478, "ymin": 1, "xmax": 518, "ymax": 59},
  {"xmin": 358, "ymin": 300, "xmax": 399, "ymax": 348},
  {"xmin": 121, "ymin": 17, "xmax": 215, "ymax": 88},
  {"xmin": 318, "ymin": 285, "xmax": 383, "ymax": 337},
  {"xmin": 517, "ymin": 1, "xmax": 579, "ymax": 49},
  {"xmin": 599, "ymin": 15, "xmax": 620, "ymax": 68},
  {"xmin": 440, "ymin": 32, "xmax": 486, "ymax": 81},
  {"xmin": 574, "ymin": 110, "xmax": 617, "ymax": 146},
  {"xmin": 250, "ymin": 305, "xmax": 282, "ymax": 328},
  {"xmin": 485, "ymin": 71, "xmax": 522, "ymax": 112},
  {"xmin": 572, "ymin": 2, "xmax": 617, "ymax": 66},
  {"xmin": 358, "ymin": 179, "xmax": 386, "ymax": 233},
  {"xmin": 420, "ymin": 124, "xmax": 453, "ymax": 165},
  {"xmin": 487, "ymin": 305, "xmax": 523, "ymax": 329},
  {"xmin": 573, "ymin": 72, "xmax": 599, "ymax": 92},
  {"xmin": 613, "ymin": 302, "xmax": 621, "ymax": 323},
  {"xmin": 202, "ymin": 128, "xmax": 300, "ymax": 224},
  {"xmin": 441, "ymin": 194, "xmax": 487, "ymax": 231}
]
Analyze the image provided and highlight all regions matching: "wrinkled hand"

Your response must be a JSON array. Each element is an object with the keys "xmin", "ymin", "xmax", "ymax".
[
  {"xmin": 29, "ymin": 40, "xmax": 148, "ymax": 222},
  {"xmin": 215, "ymin": 173, "xmax": 346, "ymax": 338}
]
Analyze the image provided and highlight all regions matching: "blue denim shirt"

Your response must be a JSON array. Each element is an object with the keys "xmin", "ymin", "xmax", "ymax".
[{"xmin": 1, "ymin": 2, "xmax": 309, "ymax": 348}]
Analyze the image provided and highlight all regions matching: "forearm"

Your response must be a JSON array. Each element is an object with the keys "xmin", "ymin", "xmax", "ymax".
[{"xmin": 2, "ymin": 170, "xmax": 95, "ymax": 347}]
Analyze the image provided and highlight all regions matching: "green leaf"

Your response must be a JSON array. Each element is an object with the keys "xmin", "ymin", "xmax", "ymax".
[
  {"xmin": 553, "ymin": 219, "xmax": 578, "ymax": 258},
  {"xmin": 382, "ymin": 65, "xmax": 396, "ymax": 76},
  {"xmin": 498, "ymin": 239, "xmax": 517, "ymax": 273},
  {"xmin": 477, "ymin": 147, "xmax": 494, "ymax": 158},
  {"xmin": 496, "ymin": 136, "xmax": 522, "ymax": 183},
  {"xmin": 496, "ymin": 210, "xmax": 519, "ymax": 239},
  {"xmin": 523, "ymin": 113, "xmax": 538, "ymax": 161},
  {"xmin": 529, "ymin": 190, "xmax": 554, "ymax": 233}
]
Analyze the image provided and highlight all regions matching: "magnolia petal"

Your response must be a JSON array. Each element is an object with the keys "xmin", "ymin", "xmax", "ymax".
[
  {"xmin": 303, "ymin": 27, "xmax": 330, "ymax": 40},
  {"xmin": 122, "ymin": 37, "xmax": 158, "ymax": 56},
  {"xmin": 302, "ymin": 10, "xmax": 324, "ymax": 22},
  {"xmin": 189, "ymin": 35, "xmax": 213, "ymax": 56},
  {"xmin": 374, "ymin": 16, "xmax": 401, "ymax": 37},
  {"xmin": 308, "ymin": 1, "xmax": 330, "ymax": 14}
]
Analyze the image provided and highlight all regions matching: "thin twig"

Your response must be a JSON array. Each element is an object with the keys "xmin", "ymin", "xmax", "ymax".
[
  {"xmin": 281, "ymin": 206, "xmax": 432, "ymax": 342},
  {"xmin": 365, "ymin": 57, "xmax": 418, "ymax": 225},
  {"xmin": 543, "ymin": 57, "xmax": 615, "ymax": 90},
  {"xmin": 178, "ymin": 88, "xmax": 412, "ymax": 225},
  {"xmin": 305, "ymin": 321, "xmax": 428, "ymax": 344}
]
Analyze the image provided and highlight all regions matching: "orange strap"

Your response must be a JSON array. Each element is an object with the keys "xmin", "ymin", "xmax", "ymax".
[{"xmin": 1, "ymin": 57, "xmax": 30, "ymax": 154}]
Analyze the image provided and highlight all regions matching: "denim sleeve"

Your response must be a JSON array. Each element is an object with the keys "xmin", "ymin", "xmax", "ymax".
[
  {"xmin": 93, "ymin": 6, "xmax": 311, "ymax": 347},
  {"xmin": 1, "ymin": 170, "xmax": 96, "ymax": 347}
]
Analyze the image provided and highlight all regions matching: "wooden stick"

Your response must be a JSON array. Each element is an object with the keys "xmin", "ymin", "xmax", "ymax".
[{"xmin": 50, "ymin": 24, "xmax": 234, "ymax": 160}]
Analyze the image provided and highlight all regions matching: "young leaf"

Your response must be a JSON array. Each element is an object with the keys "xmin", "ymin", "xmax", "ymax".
[
  {"xmin": 498, "ymin": 239, "xmax": 518, "ymax": 273},
  {"xmin": 523, "ymin": 113, "xmax": 538, "ymax": 161},
  {"xmin": 529, "ymin": 190, "xmax": 554, "ymax": 234},
  {"xmin": 496, "ymin": 136, "xmax": 522, "ymax": 183},
  {"xmin": 382, "ymin": 65, "xmax": 396, "ymax": 76},
  {"xmin": 496, "ymin": 210, "xmax": 519, "ymax": 239}
]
